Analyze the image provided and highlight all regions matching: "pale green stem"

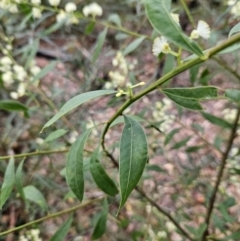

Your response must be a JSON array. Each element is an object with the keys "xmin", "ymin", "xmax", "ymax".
[
  {"xmin": 0, "ymin": 149, "xmax": 70, "ymax": 161},
  {"xmin": 180, "ymin": 0, "xmax": 196, "ymax": 28}
]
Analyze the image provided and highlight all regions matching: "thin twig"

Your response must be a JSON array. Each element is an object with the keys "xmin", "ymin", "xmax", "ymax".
[
  {"xmin": 0, "ymin": 196, "xmax": 104, "ymax": 237},
  {"xmin": 201, "ymin": 107, "xmax": 240, "ymax": 241},
  {"xmin": 180, "ymin": 0, "xmax": 196, "ymax": 27},
  {"xmin": 0, "ymin": 149, "xmax": 69, "ymax": 161}
]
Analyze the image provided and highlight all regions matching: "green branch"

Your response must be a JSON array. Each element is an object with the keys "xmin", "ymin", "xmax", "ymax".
[
  {"xmin": 0, "ymin": 196, "xmax": 104, "ymax": 237},
  {"xmin": 101, "ymin": 33, "xmax": 240, "ymax": 151}
]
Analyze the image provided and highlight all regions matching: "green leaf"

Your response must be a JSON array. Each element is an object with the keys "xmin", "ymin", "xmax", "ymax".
[
  {"xmin": 189, "ymin": 64, "xmax": 199, "ymax": 85},
  {"xmin": 92, "ymin": 198, "xmax": 108, "ymax": 240},
  {"xmin": 44, "ymin": 129, "xmax": 68, "ymax": 142},
  {"xmin": 146, "ymin": 164, "xmax": 164, "ymax": 173},
  {"xmin": 16, "ymin": 159, "xmax": 25, "ymax": 201},
  {"xmin": 201, "ymin": 112, "xmax": 232, "ymax": 129},
  {"xmin": 162, "ymin": 86, "xmax": 218, "ymax": 99},
  {"xmin": 119, "ymin": 116, "xmax": 148, "ymax": 211},
  {"xmin": 92, "ymin": 28, "xmax": 108, "ymax": 63},
  {"xmin": 66, "ymin": 129, "xmax": 92, "ymax": 202},
  {"xmin": 0, "ymin": 100, "xmax": 28, "ymax": 112},
  {"xmin": 41, "ymin": 19, "xmax": 66, "ymax": 36},
  {"xmin": 110, "ymin": 115, "xmax": 146, "ymax": 127},
  {"xmin": 32, "ymin": 61, "xmax": 57, "ymax": 83},
  {"xmin": 218, "ymin": 44, "xmax": 240, "ymax": 54},
  {"xmin": 108, "ymin": 13, "xmax": 122, "ymax": 27},
  {"xmin": 85, "ymin": 21, "xmax": 95, "ymax": 35},
  {"xmin": 162, "ymin": 93, "xmax": 202, "ymax": 110},
  {"xmin": 90, "ymin": 152, "xmax": 118, "ymax": 196},
  {"xmin": 42, "ymin": 90, "xmax": 116, "ymax": 131},
  {"xmin": 23, "ymin": 185, "xmax": 48, "ymax": 211},
  {"xmin": 229, "ymin": 22, "xmax": 240, "ymax": 38},
  {"xmin": 228, "ymin": 230, "xmax": 240, "ymax": 240},
  {"xmin": 164, "ymin": 128, "xmax": 181, "ymax": 146},
  {"xmin": 25, "ymin": 39, "xmax": 39, "ymax": 69},
  {"xmin": 145, "ymin": 0, "xmax": 203, "ymax": 56},
  {"xmin": 163, "ymin": 54, "xmax": 175, "ymax": 75},
  {"xmin": 50, "ymin": 216, "xmax": 73, "ymax": 241},
  {"xmin": 225, "ymin": 89, "xmax": 240, "ymax": 105},
  {"xmin": 185, "ymin": 145, "xmax": 204, "ymax": 153},
  {"xmin": 171, "ymin": 136, "xmax": 191, "ymax": 150},
  {"xmin": 0, "ymin": 157, "xmax": 15, "ymax": 209},
  {"xmin": 123, "ymin": 36, "xmax": 145, "ymax": 56}
]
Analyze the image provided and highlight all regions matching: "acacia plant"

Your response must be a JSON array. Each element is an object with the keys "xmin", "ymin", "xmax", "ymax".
[{"xmin": 0, "ymin": 0, "xmax": 240, "ymax": 240}]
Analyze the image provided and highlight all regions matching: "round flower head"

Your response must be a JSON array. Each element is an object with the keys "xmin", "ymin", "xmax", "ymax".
[
  {"xmin": 31, "ymin": 0, "xmax": 41, "ymax": 4},
  {"xmin": 49, "ymin": 0, "xmax": 61, "ymax": 7},
  {"xmin": 82, "ymin": 2, "xmax": 103, "ymax": 17},
  {"xmin": 152, "ymin": 37, "xmax": 171, "ymax": 56},
  {"xmin": 190, "ymin": 20, "xmax": 210, "ymax": 39},
  {"xmin": 32, "ymin": 7, "xmax": 42, "ymax": 18},
  {"xmin": 65, "ymin": 2, "xmax": 77, "ymax": 13}
]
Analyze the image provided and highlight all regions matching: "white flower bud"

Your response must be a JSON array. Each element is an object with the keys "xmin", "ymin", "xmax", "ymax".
[
  {"xmin": 65, "ymin": 2, "xmax": 77, "ymax": 13},
  {"xmin": 31, "ymin": 66, "xmax": 41, "ymax": 76},
  {"xmin": 32, "ymin": 7, "xmax": 42, "ymax": 18},
  {"xmin": 2, "ymin": 71, "xmax": 14, "ymax": 85},
  {"xmin": 82, "ymin": 2, "xmax": 103, "ymax": 17},
  {"xmin": 31, "ymin": 0, "xmax": 41, "ymax": 4},
  {"xmin": 1, "ymin": 56, "xmax": 12, "ymax": 66},
  {"xmin": 49, "ymin": 0, "xmax": 61, "ymax": 7}
]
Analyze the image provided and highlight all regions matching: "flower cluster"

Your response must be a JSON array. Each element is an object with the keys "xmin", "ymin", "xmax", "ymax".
[
  {"xmin": 152, "ymin": 99, "xmax": 175, "ymax": 132},
  {"xmin": 82, "ymin": 2, "xmax": 103, "ymax": 18},
  {"xmin": 227, "ymin": 0, "xmax": 240, "ymax": 18},
  {"xmin": 0, "ymin": 0, "xmax": 19, "ymax": 13},
  {"xmin": 19, "ymin": 229, "xmax": 42, "ymax": 241},
  {"xmin": 0, "ymin": 35, "xmax": 41, "ymax": 99},
  {"xmin": 222, "ymin": 108, "xmax": 239, "ymax": 123},
  {"xmin": 226, "ymin": 147, "xmax": 240, "ymax": 183},
  {"xmin": 105, "ymin": 51, "xmax": 138, "ymax": 89},
  {"xmin": 152, "ymin": 19, "xmax": 210, "ymax": 57},
  {"xmin": 55, "ymin": 2, "xmax": 78, "ymax": 25}
]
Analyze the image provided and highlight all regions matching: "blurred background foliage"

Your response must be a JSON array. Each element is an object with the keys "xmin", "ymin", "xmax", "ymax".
[{"xmin": 0, "ymin": 0, "xmax": 240, "ymax": 240}]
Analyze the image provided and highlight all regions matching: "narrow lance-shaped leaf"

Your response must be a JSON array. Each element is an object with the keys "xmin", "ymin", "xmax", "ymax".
[
  {"xmin": 145, "ymin": 0, "xmax": 203, "ymax": 56},
  {"xmin": 108, "ymin": 13, "xmax": 122, "ymax": 27},
  {"xmin": 16, "ymin": 159, "xmax": 25, "ymax": 201},
  {"xmin": 0, "ymin": 100, "xmax": 28, "ymax": 112},
  {"xmin": 44, "ymin": 129, "xmax": 68, "ymax": 142},
  {"xmin": 32, "ymin": 61, "xmax": 57, "ymax": 83},
  {"xmin": 23, "ymin": 185, "xmax": 48, "ymax": 212},
  {"xmin": 171, "ymin": 136, "xmax": 191, "ymax": 150},
  {"xmin": 229, "ymin": 22, "xmax": 240, "ymax": 38},
  {"xmin": 92, "ymin": 28, "xmax": 108, "ymax": 63},
  {"xmin": 201, "ymin": 112, "xmax": 232, "ymax": 129},
  {"xmin": 92, "ymin": 198, "xmax": 108, "ymax": 240},
  {"xmin": 225, "ymin": 89, "xmax": 240, "ymax": 105},
  {"xmin": 50, "ymin": 216, "xmax": 73, "ymax": 241},
  {"xmin": 162, "ymin": 86, "xmax": 218, "ymax": 99},
  {"xmin": 0, "ymin": 157, "xmax": 15, "ymax": 209},
  {"xmin": 119, "ymin": 116, "xmax": 148, "ymax": 211},
  {"xmin": 123, "ymin": 36, "xmax": 146, "ymax": 56},
  {"xmin": 162, "ymin": 92, "xmax": 202, "ymax": 110},
  {"xmin": 66, "ymin": 129, "xmax": 92, "ymax": 202},
  {"xmin": 90, "ymin": 150, "xmax": 118, "ymax": 196},
  {"xmin": 164, "ymin": 128, "xmax": 181, "ymax": 146},
  {"xmin": 42, "ymin": 90, "xmax": 116, "ymax": 131}
]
